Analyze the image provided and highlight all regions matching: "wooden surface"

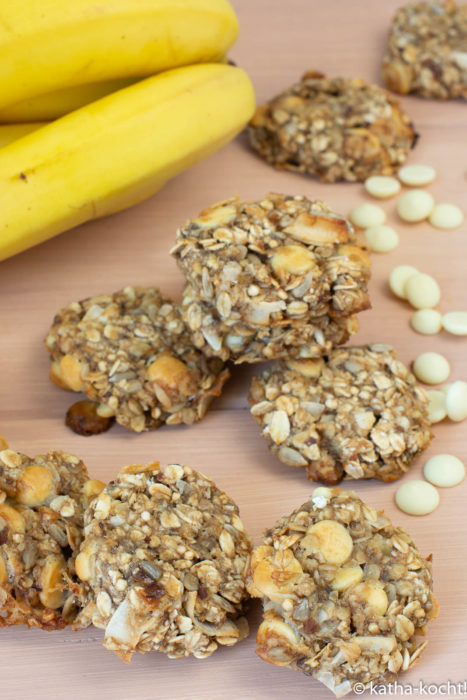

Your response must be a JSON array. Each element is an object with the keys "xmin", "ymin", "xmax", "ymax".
[{"xmin": 1, "ymin": 1, "xmax": 467, "ymax": 698}]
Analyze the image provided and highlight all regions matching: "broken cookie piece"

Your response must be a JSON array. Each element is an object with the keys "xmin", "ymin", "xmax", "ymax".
[
  {"xmin": 73, "ymin": 461, "xmax": 252, "ymax": 662},
  {"xmin": 172, "ymin": 193, "xmax": 370, "ymax": 363},
  {"xmin": 248, "ymin": 72, "xmax": 417, "ymax": 182},
  {"xmin": 246, "ymin": 488, "xmax": 438, "ymax": 697},
  {"xmin": 383, "ymin": 1, "xmax": 467, "ymax": 100},
  {"xmin": 45, "ymin": 286, "xmax": 230, "ymax": 433},
  {"xmin": 0, "ymin": 448, "xmax": 104, "ymax": 629},
  {"xmin": 249, "ymin": 344, "xmax": 432, "ymax": 484}
]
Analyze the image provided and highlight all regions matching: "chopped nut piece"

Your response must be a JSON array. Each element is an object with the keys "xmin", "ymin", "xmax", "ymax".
[
  {"xmin": 249, "ymin": 345, "xmax": 431, "ymax": 484},
  {"xmin": 246, "ymin": 489, "xmax": 437, "ymax": 694},
  {"xmin": 248, "ymin": 73, "xmax": 416, "ymax": 182},
  {"xmin": 383, "ymin": 2, "xmax": 467, "ymax": 100},
  {"xmin": 172, "ymin": 194, "xmax": 370, "ymax": 363},
  {"xmin": 45, "ymin": 286, "xmax": 230, "ymax": 432},
  {"xmin": 65, "ymin": 400, "xmax": 115, "ymax": 436},
  {"xmin": 73, "ymin": 462, "xmax": 252, "ymax": 662}
]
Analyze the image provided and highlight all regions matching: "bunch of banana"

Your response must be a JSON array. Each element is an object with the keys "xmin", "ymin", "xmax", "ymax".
[{"xmin": 0, "ymin": 0, "xmax": 255, "ymax": 260}]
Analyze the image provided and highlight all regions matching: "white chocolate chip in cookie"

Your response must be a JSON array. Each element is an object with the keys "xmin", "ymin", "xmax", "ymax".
[
  {"xmin": 302, "ymin": 520, "xmax": 353, "ymax": 565},
  {"xmin": 352, "ymin": 582, "xmax": 388, "ymax": 615},
  {"xmin": 16, "ymin": 465, "xmax": 54, "ymax": 506},
  {"xmin": 38, "ymin": 554, "xmax": 66, "ymax": 610},
  {"xmin": 271, "ymin": 245, "xmax": 316, "ymax": 276},
  {"xmin": 331, "ymin": 566, "xmax": 363, "ymax": 592}
]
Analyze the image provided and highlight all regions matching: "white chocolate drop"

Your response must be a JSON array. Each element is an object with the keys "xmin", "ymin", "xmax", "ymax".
[
  {"xmin": 389, "ymin": 265, "xmax": 419, "ymax": 299},
  {"xmin": 397, "ymin": 165, "xmax": 436, "ymax": 187},
  {"xmin": 429, "ymin": 203, "xmax": 464, "ymax": 230},
  {"xmin": 364, "ymin": 176, "xmax": 401, "ymax": 199},
  {"xmin": 445, "ymin": 381, "xmax": 467, "ymax": 422},
  {"xmin": 395, "ymin": 480, "xmax": 440, "ymax": 516},
  {"xmin": 397, "ymin": 190, "xmax": 434, "ymax": 223},
  {"xmin": 426, "ymin": 390, "xmax": 447, "ymax": 423},
  {"xmin": 410, "ymin": 309, "xmax": 442, "ymax": 335},
  {"xmin": 349, "ymin": 203, "xmax": 386, "ymax": 229},
  {"xmin": 442, "ymin": 311, "xmax": 467, "ymax": 336},
  {"xmin": 404, "ymin": 273, "xmax": 440, "ymax": 310},
  {"xmin": 365, "ymin": 225, "xmax": 399, "ymax": 253},
  {"xmin": 412, "ymin": 352, "xmax": 450, "ymax": 385},
  {"xmin": 423, "ymin": 454, "xmax": 465, "ymax": 488}
]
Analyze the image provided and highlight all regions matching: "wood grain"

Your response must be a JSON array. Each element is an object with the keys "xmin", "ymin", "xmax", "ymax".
[{"xmin": 1, "ymin": 1, "xmax": 467, "ymax": 697}]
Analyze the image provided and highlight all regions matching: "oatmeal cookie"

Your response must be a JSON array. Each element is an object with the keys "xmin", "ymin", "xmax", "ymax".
[
  {"xmin": 0, "ymin": 447, "xmax": 104, "ymax": 629},
  {"xmin": 45, "ymin": 286, "xmax": 230, "ymax": 433},
  {"xmin": 172, "ymin": 194, "xmax": 370, "ymax": 364},
  {"xmin": 382, "ymin": 1, "xmax": 467, "ymax": 100},
  {"xmin": 248, "ymin": 72, "xmax": 417, "ymax": 182},
  {"xmin": 73, "ymin": 461, "xmax": 252, "ymax": 663},
  {"xmin": 249, "ymin": 344, "xmax": 432, "ymax": 484},
  {"xmin": 246, "ymin": 488, "xmax": 438, "ymax": 697}
]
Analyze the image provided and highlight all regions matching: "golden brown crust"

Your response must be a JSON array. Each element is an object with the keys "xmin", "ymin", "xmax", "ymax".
[
  {"xmin": 382, "ymin": 1, "xmax": 467, "ymax": 99},
  {"xmin": 249, "ymin": 344, "xmax": 432, "ymax": 483},
  {"xmin": 45, "ymin": 286, "xmax": 230, "ymax": 432},
  {"xmin": 248, "ymin": 74, "xmax": 417, "ymax": 182},
  {"xmin": 172, "ymin": 193, "xmax": 370, "ymax": 363},
  {"xmin": 246, "ymin": 488, "xmax": 438, "ymax": 696}
]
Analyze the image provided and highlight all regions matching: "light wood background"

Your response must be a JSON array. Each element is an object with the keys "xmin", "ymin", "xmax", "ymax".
[{"xmin": 1, "ymin": 1, "xmax": 466, "ymax": 698}]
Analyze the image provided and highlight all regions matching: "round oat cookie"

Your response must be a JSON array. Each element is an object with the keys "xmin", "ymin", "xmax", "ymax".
[
  {"xmin": 383, "ymin": 2, "xmax": 467, "ymax": 100},
  {"xmin": 0, "ymin": 447, "xmax": 104, "ymax": 629},
  {"xmin": 249, "ymin": 344, "xmax": 432, "ymax": 484},
  {"xmin": 248, "ymin": 72, "xmax": 417, "ymax": 183},
  {"xmin": 246, "ymin": 488, "xmax": 438, "ymax": 697},
  {"xmin": 45, "ymin": 286, "xmax": 230, "ymax": 433},
  {"xmin": 73, "ymin": 461, "xmax": 252, "ymax": 663},
  {"xmin": 172, "ymin": 193, "xmax": 370, "ymax": 363}
]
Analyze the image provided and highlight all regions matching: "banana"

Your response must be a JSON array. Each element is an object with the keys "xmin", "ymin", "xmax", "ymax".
[
  {"xmin": 0, "ymin": 78, "xmax": 137, "ymax": 123},
  {"xmin": 0, "ymin": 123, "xmax": 45, "ymax": 148},
  {"xmin": 0, "ymin": 63, "xmax": 255, "ymax": 261},
  {"xmin": 0, "ymin": 0, "xmax": 238, "ymax": 110}
]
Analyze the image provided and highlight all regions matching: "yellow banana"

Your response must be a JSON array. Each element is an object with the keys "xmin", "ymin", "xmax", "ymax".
[
  {"xmin": 0, "ymin": 63, "xmax": 255, "ymax": 261},
  {"xmin": 0, "ymin": 58, "xmax": 229, "ymax": 123},
  {"xmin": 0, "ymin": 0, "xmax": 238, "ymax": 110},
  {"xmin": 0, "ymin": 123, "xmax": 45, "ymax": 148},
  {"xmin": 0, "ymin": 78, "xmax": 137, "ymax": 123}
]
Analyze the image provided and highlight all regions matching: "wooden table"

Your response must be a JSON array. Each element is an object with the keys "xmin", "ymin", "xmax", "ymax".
[{"xmin": 1, "ymin": 1, "xmax": 466, "ymax": 697}]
